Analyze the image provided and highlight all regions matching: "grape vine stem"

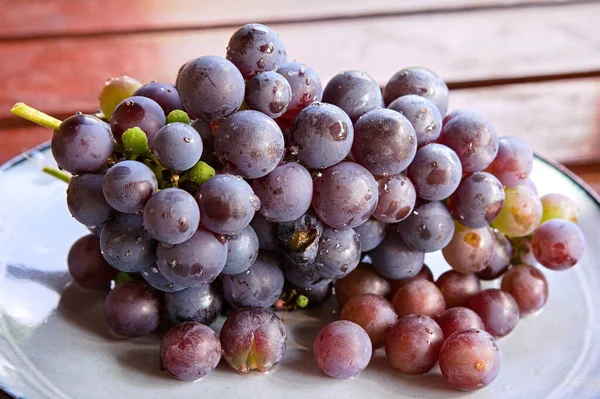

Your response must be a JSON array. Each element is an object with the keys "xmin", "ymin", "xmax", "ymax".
[{"xmin": 11, "ymin": 103, "xmax": 62, "ymax": 130}]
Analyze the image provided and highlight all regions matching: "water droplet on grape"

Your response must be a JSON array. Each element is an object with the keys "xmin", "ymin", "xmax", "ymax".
[{"xmin": 299, "ymin": 65, "xmax": 306, "ymax": 75}]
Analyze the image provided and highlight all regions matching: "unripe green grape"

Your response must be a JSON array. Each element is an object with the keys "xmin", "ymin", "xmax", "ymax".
[
  {"xmin": 540, "ymin": 193, "xmax": 579, "ymax": 224},
  {"xmin": 98, "ymin": 76, "xmax": 142, "ymax": 119},
  {"xmin": 491, "ymin": 186, "xmax": 542, "ymax": 237}
]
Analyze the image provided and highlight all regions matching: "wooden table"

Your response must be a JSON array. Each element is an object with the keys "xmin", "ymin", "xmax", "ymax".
[{"xmin": 1, "ymin": 0, "xmax": 600, "ymax": 193}]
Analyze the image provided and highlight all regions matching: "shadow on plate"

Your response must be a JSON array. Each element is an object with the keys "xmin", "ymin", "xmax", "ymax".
[{"xmin": 116, "ymin": 347, "xmax": 173, "ymax": 381}]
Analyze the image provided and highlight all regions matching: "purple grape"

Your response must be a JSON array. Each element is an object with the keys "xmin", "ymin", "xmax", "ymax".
[
  {"xmin": 143, "ymin": 188, "xmax": 200, "ymax": 245},
  {"xmin": 157, "ymin": 227, "xmax": 228, "ymax": 287},
  {"xmin": 102, "ymin": 160, "xmax": 158, "ymax": 214},
  {"xmin": 501, "ymin": 264, "xmax": 548, "ymax": 316},
  {"xmin": 252, "ymin": 162, "xmax": 313, "ymax": 223},
  {"xmin": 177, "ymin": 56, "xmax": 245, "ymax": 123},
  {"xmin": 105, "ymin": 281, "xmax": 161, "ymax": 337},
  {"xmin": 397, "ymin": 201, "xmax": 455, "ymax": 252},
  {"xmin": 486, "ymin": 136, "xmax": 534, "ymax": 188},
  {"xmin": 477, "ymin": 230, "xmax": 512, "ymax": 280},
  {"xmin": 436, "ymin": 270, "xmax": 481, "ymax": 308},
  {"xmin": 352, "ymin": 108, "xmax": 417, "ymax": 176},
  {"xmin": 277, "ymin": 62, "xmax": 323, "ymax": 120},
  {"xmin": 191, "ymin": 119, "xmax": 214, "ymax": 158},
  {"xmin": 313, "ymin": 227, "xmax": 361, "ymax": 280},
  {"xmin": 133, "ymin": 82, "xmax": 183, "ymax": 115},
  {"xmin": 67, "ymin": 174, "xmax": 114, "ymax": 227},
  {"xmin": 223, "ymin": 225, "xmax": 259, "ymax": 275},
  {"xmin": 100, "ymin": 213, "xmax": 157, "ymax": 273},
  {"xmin": 141, "ymin": 264, "xmax": 185, "ymax": 293},
  {"xmin": 369, "ymin": 231, "xmax": 425, "ymax": 280},
  {"xmin": 388, "ymin": 94, "xmax": 442, "ymax": 147},
  {"xmin": 407, "ymin": 143, "xmax": 462, "ymax": 201},
  {"xmin": 151, "ymin": 122, "xmax": 202, "ymax": 172},
  {"xmin": 354, "ymin": 219, "xmax": 387, "ymax": 252},
  {"xmin": 67, "ymin": 234, "xmax": 117, "ymax": 290},
  {"xmin": 110, "ymin": 96, "xmax": 166, "ymax": 144},
  {"xmin": 383, "ymin": 67, "xmax": 449, "ymax": 116},
  {"xmin": 160, "ymin": 322, "xmax": 221, "ymax": 381},
  {"xmin": 165, "ymin": 284, "xmax": 223, "ymax": 326},
  {"xmin": 439, "ymin": 329, "xmax": 502, "ymax": 391},
  {"xmin": 280, "ymin": 254, "xmax": 323, "ymax": 288},
  {"xmin": 437, "ymin": 307, "xmax": 485, "ymax": 338},
  {"xmin": 288, "ymin": 102, "xmax": 353, "ymax": 170},
  {"xmin": 276, "ymin": 211, "xmax": 323, "ymax": 266},
  {"xmin": 221, "ymin": 251, "xmax": 284, "ymax": 308},
  {"xmin": 388, "ymin": 264, "xmax": 434, "ymax": 298},
  {"xmin": 220, "ymin": 307, "xmax": 287, "ymax": 373},
  {"xmin": 448, "ymin": 172, "xmax": 505, "ymax": 228},
  {"xmin": 334, "ymin": 263, "xmax": 391, "ymax": 306},
  {"xmin": 312, "ymin": 161, "xmax": 378, "ymax": 229},
  {"xmin": 468, "ymin": 289, "xmax": 519, "ymax": 338},
  {"xmin": 392, "ymin": 280, "xmax": 446, "ymax": 319},
  {"xmin": 322, "ymin": 70, "xmax": 384, "ymax": 122},
  {"xmin": 340, "ymin": 294, "xmax": 397, "ymax": 349},
  {"xmin": 531, "ymin": 219, "xmax": 585, "ymax": 271},
  {"xmin": 214, "ymin": 110, "xmax": 285, "ymax": 178},
  {"xmin": 289, "ymin": 279, "xmax": 332, "ymax": 308},
  {"xmin": 197, "ymin": 174, "xmax": 260, "ymax": 235},
  {"xmin": 313, "ymin": 320, "xmax": 372, "ymax": 379},
  {"xmin": 250, "ymin": 212, "xmax": 278, "ymax": 250},
  {"xmin": 439, "ymin": 112, "xmax": 498, "ymax": 174},
  {"xmin": 373, "ymin": 174, "xmax": 416, "ymax": 223},
  {"xmin": 244, "ymin": 71, "xmax": 292, "ymax": 119},
  {"xmin": 52, "ymin": 113, "xmax": 114, "ymax": 174},
  {"xmin": 442, "ymin": 225, "xmax": 495, "ymax": 274}
]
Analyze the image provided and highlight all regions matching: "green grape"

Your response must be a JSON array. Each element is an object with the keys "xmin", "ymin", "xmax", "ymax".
[
  {"xmin": 491, "ymin": 185, "xmax": 542, "ymax": 237},
  {"xmin": 114, "ymin": 272, "xmax": 133, "ymax": 285},
  {"xmin": 98, "ymin": 75, "xmax": 142, "ymax": 119},
  {"xmin": 122, "ymin": 127, "xmax": 149, "ymax": 155},
  {"xmin": 540, "ymin": 193, "xmax": 579, "ymax": 224},
  {"xmin": 166, "ymin": 110, "xmax": 191, "ymax": 124},
  {"xmin": 296, "ymin": 295, "xmax": 309, "ymax": 308},
  {"xmin": 188, "ymin": 161, "xmax": 215, "ymax": 185}
]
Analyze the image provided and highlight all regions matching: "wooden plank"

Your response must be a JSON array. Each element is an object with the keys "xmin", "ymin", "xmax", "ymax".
[
  {"xmin": 565, "ymin": 163, "xmax": 600, "ymax": 194},
  {"xmin": 1, "ymin": 3, "xmax": 599, "ymax": 120},
  {"xmin": 0, "ymin": 0, "xmax": 576, "ymax": 39}
]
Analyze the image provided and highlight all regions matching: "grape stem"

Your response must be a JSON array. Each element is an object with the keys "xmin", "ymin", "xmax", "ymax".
[
  {"xmin": 11, "ymin": 103, "xmax": 62, "ymax": 130},
  {"xmin": 42, "ymin": 166, "xmax": 71, "ymax": 183}
]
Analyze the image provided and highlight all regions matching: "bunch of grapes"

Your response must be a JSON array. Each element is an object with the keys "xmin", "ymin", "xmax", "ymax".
[{"xmin": 12, "ymin": 22, "xmax": 586, "ymax": 391}]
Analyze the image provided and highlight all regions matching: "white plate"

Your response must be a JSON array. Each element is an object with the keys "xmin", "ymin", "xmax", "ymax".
[{"xmin": 1, "ymin": 144, "xmax": 599, "ymax": 399}]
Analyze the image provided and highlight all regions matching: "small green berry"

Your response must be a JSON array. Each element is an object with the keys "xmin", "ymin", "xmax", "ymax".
[
  {"xmin": 122, "ymin": 127, "xmax": 149, "ymax": 154},
  {"xmin": 114, "ymin": 272, "xmax": 133, "ymax": 285},
  {"xmin": 188, "ymin": 161, "xmax": 215, "ymax": 185},
  {"xmin": 296, "ymin": 295, "xmax": 309, "ymax": 308},
  {"xmin": 167, "ymin": 110, "xmax": 191, "ymax": 125}
]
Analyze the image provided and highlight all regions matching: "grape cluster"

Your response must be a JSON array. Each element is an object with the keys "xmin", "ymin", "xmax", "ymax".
[{"xmin": 17, "ymin": 22, "xmax": 586, "ymax": 391}]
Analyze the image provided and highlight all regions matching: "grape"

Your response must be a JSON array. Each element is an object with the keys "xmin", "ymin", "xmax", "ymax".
[
  {"xmin": 500, "ymin": 264, "xmax": 548, "ymax": 316},
  {"xmin": 110, "ymin": 96, "xmax": 166, "ymax": 144},
  {"xmin": 369, "ymin": 231, "xmax": 425, "ymax": 280},
  {"xmin": 157, "ymin": 227, "xmax": 228, "ymax": 287},
  {"xmin": 439, "ymin": 329, "xmax": 502, "ymax": 391},
  {"xmin": 531, "ymin": 219, "xmax": 585, "ymax": 270},
  {"xmin": 438, "ymin": 111, "xmax": 499, "ymax": 173},
  {"xmin": 133, "ymin": 82, "xmax": 183, "ymax": 116},
  {"xmin": 388, "ymin": 264, "xmax": 434, "ymax": 298},
  {"xmin": 442, "ymin": 224, "xmax": 495, "ymax": 274},
  {"xmin": 276, "ymin": 211, "xmax": 323, "ymax": 266},
  {"xmin": 437, "ymin": 307, "xmax": 485, "ymax": 338},
  {"xmin": 313, "ymin": 227, "xmax": 361, "ymax": 280},
  {"xmin": 98, "ymin": 75, "xmax": 142, "ymax": 119},
  {"xmin": 392, "ymin": 280, "xmax": 446, "ymax": 319},
  {"xmin": 373, "ymin": 174, "xmax": 416, "ymax": 223},
  {"xmin": 104, "ymin": 281, "xmax": 161, "ymax": 337},
  {"xmin": 177, "ymin": 56, "xmax": 245, "ymax": 123},
  {"xmin": 485, "ymin": 136, "xmax": 533, "ymax": 188},
  {"xmin": 252, "ymin": 162, "xmax": 313, "ymax": 223},
  {"xmin": 280, "ymin": 254, "xmax": 323, "ymax": 288},
  {"xmin": 490, "ymin": 185, "xmax": 542, "ymax": 237},
  {"xmin": 352, "ymin": 108, "xmax": 417, "ymax": 176},
  {"xmin": 250, "ymin": 212, "xmax": 278, "ymax": 250},
  {"xmin": 540, "ymin": 193, "xmax": 580, "ymax": 223},
  {"xmin": 383, "ymin": 67, "xmax": 449, "ymax": 115},
  {"xmin": 442, "ymin": 109, "xmax": 476, "ymax": 127},
  {"xmin": 151, "ymin": 122, "xmax": 203, "ymax": 172},
  {"xmin": 223, "ymin": 225, "xmax": 259, "ymax": 275},
  {"xmin": 312, "ymin": 162, "xmax": 378, "ymax": 229},
  {"xmin": 340, "ymin": 294, "xmax": 397, "ymax": 349},
  {"xmin": 51, "ymin": 114, "xmax": 114, "ymax": 174},
  {"xmin": 143, "ymin": 188, "xmax": 200, "ymax": 245},
  {"xmin": 436, "ymin": 270, "xmax": 481, "ymax": 308},
  {"xmin": 354, "ymin": 218, "xmax": 387, "ymax": 252},
  {"xmin": 141, "ymin": 264, "xmax": 185, "ymax": 292},
  {"xmin": 244, "ymin": 71, "xmax": 292, "ymax": 119},
  {"xmin": 517, "ymin": 177, "xmax": 538, "ymax": 194},
  {"xmin": 388, "ymin": 94, "xmax": 442, "ymax": 147},
  {"xmin": 102, "ymin": 160, "xmax": 158, "ymax": 214},
  {"xmin": 221, "ymin": 251, "xmax": 284, "ymax": 308},
  {"xmin": 214, "ymin": 110, "xmax": 285, "ymax": 178},
  {"xmin": 197, "ymin": 174, "xmax": 260, "ymax": 235},
  {"xmin": 226, "ymin": 23, "xmax": 285, "ymax": 78},
  {"xmin": 100, "ymin": 213, "xmax": 157, "ymax": 273},
  {"xmin": 407, "ymin": 143, "xmax": 462, "ymax": 201},
  {"xmin": 220, "ymin": 307, "xmax": 287, "ymax": 374},
  {"xmin": 277, "ymin": 62, "xmax": 323, "ymax": 120},
  {"xmin": 477, "ymin": 230, "xmax": 512, "ymax": 280},
  {"xmin": 290, "ymin": 279, "xmax": 332, "ymax": 308},
  {"xmin": 448, "ymin": 172, "xmax": 505, "ymax": 228},
  {"xmin": 468, "ymin": 289, "xmax": 519, "ymax": 338},
  {"xmin": 67, "ymin": 174, "xmax": 114, "ymax": 227},
  {"xmin": 165, "ymin": 284, "xmax": 223, "ymax": 326},
  {"xmin": 313, "ymin": 320, "xmax": 372, "ymax": 379},
  {"xmin": 67, "ymin": 234, "xmax": 117, "ymax": 290},
  {"xmin": 160, "ymin": 322, "xmax": 221, "ymax": 381},
  {"xmin": 322, "ymin": 70, "xmax": 384, "ymax": 122},
  {"xmin": 334, "ymin": 263, "xmax": 391, "ymax": 306},
  {"xmin": 384, "ymin": 315, "xmax": 444, "ymax": 375},
  {"xmin": 192, "ymin": 119, "xmax": 215, "ymax": 158},
  {"xmin": 397, "ymin": 201, "xmax": 455, "ymax": 252}
]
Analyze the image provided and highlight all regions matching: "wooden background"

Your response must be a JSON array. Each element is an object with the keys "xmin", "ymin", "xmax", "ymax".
[{"xmin": 1, "ymin": 0, "xmax": 599, "ymax": 192}]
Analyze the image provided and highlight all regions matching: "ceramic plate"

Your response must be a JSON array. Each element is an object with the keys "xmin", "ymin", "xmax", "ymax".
[{"xmin": 1, "ymin": 144, "xmax": 599, "ymax": 399}]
